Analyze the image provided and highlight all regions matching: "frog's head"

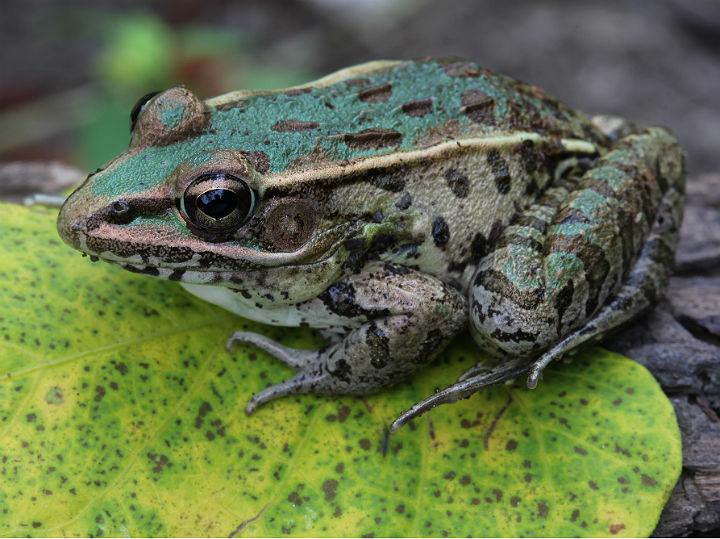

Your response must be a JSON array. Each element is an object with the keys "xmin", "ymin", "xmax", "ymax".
[{"xmin": 57, "ymin": 87, "xmax": 366, "ymax": 285}]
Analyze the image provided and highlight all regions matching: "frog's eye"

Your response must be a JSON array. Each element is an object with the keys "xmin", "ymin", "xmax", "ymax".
[
  {"xmin": 181, "ymin": 173, "xmax": 255, "ymax": 234},
  {"xmin": 130, "ymin": 91, "xmax": 161, "ymax": 132}
]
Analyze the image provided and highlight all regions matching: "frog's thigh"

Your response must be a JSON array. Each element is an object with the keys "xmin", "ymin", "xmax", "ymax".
[
  {"xmin": 238, "ymin": 262, "xmax": 467, "ymax": 412},
  {"xmin": 469, "ymin": 126, "xmax": 684, "ymax": 360}
]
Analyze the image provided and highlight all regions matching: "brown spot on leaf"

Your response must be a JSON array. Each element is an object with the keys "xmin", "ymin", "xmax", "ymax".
[
  {"xmin": 147, "ymin": 452, "xmax": 172, "ymax": 473},
  {"xmin": 288, "ymin": 491, "xmax": 303, "ymax": 506},
  {"xmin": 271, "ymin": 119, "xmax": 319, "ymax": 132},
  {"xmin": 322, "ymin": 479, "xmax": 338, "ymax": 501},
  {"xmin": 615, "ymin": 444, "xmax": 631, "ymax": 457},
  {"xmin": 505, "ymin": 439, "xmax": 518, "ymax": 451},
  {"xmin": 357, "ymin": 83, "xmax": 393, "ymax": 103},
  {"xmin": 401, "ymin": 98, "xmax": 433, "ymax": 117},
  {"xmin": 395, "ymin": 504, "xmax": 405, "ymax": 514},
  {"xmin": 342, "ymin": 128, "xmax": 403, "ymax": 150},
  {"xmin": 359, "ymin": 438, "xmax": 371, "ymax": 450},
  {"xmin": 641, "ymin": 473, "xmax": 657, "ymax": 487},
  {"xmin": 573, "ymin": 446, "xmax": 588, "ymax": 456},
  {"xmin": 460, "ymin": 475, "xmax": 471, "ymax": 486},
  {"xmin": 510, "ymin": 495, "xmax": 521, "ymax": 507},
  {"xmin": 588, "ymin": 480, "xmax": 599, "ymax": 490},
  {"xmin": 537, "ymin": 502, "xmax": 549, "ymax": 518},
  {"xmin": 571, "ymin": 509, "xmax": 579, "ymax": 522},
  {"xmin": 609, "ymin": 523, "xmax": 626, "ymax": 534},
  {"xmin": 612, "ymin": 398, "xmax": 623, "ymax": 406}
]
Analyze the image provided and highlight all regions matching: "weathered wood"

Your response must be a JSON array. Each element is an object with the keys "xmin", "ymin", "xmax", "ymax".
[{"xmin": 608, "ymin": 175, "xmax": 720, "ymax": 537}]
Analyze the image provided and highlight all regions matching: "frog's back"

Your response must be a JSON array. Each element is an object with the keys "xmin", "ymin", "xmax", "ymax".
[{"xmin": 206, "ymin": 58, "xmax": 609, "ymax": 176}]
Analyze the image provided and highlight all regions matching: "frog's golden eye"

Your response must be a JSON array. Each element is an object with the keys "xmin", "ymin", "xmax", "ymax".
[
  {"xmin": 181, "ymin": 173, "xmax": 255, "ymax": 235},
  {"xmin": 130, "ymin": 91, "xmax": 160, "ymax": 132}
]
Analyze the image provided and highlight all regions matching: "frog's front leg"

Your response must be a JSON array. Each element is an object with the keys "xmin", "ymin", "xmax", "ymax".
[{"xmin": 227, "ymin": 262, "xmax": 467, "ymax": 414}]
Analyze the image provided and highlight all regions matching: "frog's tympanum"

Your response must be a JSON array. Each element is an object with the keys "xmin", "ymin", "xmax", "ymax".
[{"xmin": 57, "ymin": 59, "xmax": 685, "ymax": 430}]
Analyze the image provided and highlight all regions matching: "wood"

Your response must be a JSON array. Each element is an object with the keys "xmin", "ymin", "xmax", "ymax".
[{"xmin": 607, "ymin": 174, "xmax": 720, "ymax": 537}]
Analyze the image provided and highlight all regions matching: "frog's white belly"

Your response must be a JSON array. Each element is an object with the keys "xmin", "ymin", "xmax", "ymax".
[{"xmin": 180, "ymin": 282, "xmax": 351, "ymax": 328}]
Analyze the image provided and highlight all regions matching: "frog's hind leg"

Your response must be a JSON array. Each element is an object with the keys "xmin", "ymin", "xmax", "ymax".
[
  {"xmin": 392, "ymin": 127, "xmax": 684, "ymax": 430},
  {"xmin": 526, "ymin": 175, "xmax": 684, "ymax": 387},
  {"xmin": 474, "ymin": 127, "xmax": 683, "ymax": 370}
]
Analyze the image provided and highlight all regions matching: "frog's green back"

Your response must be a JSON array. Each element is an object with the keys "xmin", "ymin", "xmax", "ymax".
[
  {"xmin": 207, "ymin": 58, "xmax": 606, "ymax": 173},
  {"xmin": 94, "ymin": 59, "xmax": 607, "ymax": 200}
]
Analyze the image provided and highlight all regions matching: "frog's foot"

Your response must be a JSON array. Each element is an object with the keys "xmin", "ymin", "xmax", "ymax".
[
  {"xmin": 226, "ymin": 331, "xmax": 318, "ymax": 370},
  {"xmin": 390, "ymin": 358, "xmax": 531, "ymax": 431},
  {"xmin": 226, "ymin": 331, "xmax": 330, "ymax": 414},
  {"xmin": 245, "ymin": 369, "xmax": 328, "ymax": 414}
]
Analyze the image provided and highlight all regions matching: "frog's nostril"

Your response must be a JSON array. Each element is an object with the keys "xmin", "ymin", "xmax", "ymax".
[
  {"xmin": 111, "ymin": 200, "xmax": 131, "ymax": 215},
  {"xmin": 107, "ymin": 200, "xmax": 134, "ymax": 224}
]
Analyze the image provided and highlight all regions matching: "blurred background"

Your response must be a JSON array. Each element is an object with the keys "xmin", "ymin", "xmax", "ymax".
[{"xmin": 1, "ymin": 0, "xmax": 719, "ymax": 197}]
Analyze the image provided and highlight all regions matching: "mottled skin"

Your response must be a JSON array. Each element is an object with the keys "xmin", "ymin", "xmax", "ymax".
[{"xmin": 56, "ymin": 59, "xmax": 685, "ymax": 430}]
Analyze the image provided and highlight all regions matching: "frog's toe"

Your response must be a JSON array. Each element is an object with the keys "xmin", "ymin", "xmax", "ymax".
[
  {"xmin": 226, "ymin": 331, "xmax": 317, "ymax": 369},
  {"xmin": 456, "ymin": 362, "xmax": 495, "ymax": 382},
  {"xmin": 245, "ymin": 371, "xmax": 326, "ymax": 414},
  {"xmin": 391, "ymin": 359, "xmax": 531, "ymax": 431}
]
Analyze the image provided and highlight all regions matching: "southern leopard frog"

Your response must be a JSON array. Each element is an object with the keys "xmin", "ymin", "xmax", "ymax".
[{"xmin": 57, "ymin": 59, "xmax": 685, "ymax": 429}]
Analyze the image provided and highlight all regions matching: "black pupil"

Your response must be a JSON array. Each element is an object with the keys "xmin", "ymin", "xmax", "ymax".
[{"xmin": 197, "ymin": 189, "xmax": 239, "ymax": 220}]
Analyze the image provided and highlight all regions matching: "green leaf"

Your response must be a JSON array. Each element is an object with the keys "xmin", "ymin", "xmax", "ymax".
[{"xmin": 0, "ymin": 202, "xmax": 681, "ymax": 537}]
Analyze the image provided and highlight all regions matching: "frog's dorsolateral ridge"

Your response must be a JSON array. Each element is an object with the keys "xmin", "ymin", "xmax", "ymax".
[{"xmin": 57, "ymin": 58, "xmax": 685, "ymax": 430}]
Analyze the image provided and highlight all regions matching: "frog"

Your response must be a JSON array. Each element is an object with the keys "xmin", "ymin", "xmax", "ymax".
[{"xmin": 56, "ymin": 58, "xmax": 685, "ymax": 431}]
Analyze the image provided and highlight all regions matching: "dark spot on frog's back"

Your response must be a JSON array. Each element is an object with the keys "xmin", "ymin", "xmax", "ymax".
[
  {"xmin": 271, "ymin": 119, "xmax": 319, "ymax": 132},
  {"xmin": 461, "ymin": 89, "xmax": 495, "ymax": 125},
  {"xmin": 319, "ymin": 281, "xmax": 366, "ymax": 318},
  {"xmin": 432, "ymin": 216, "xmax": 450, "ymax": 248},
  {"xmin": 344, "ymin": 77, "xmax": 370, "ymax": 88},
  {"xmin": 401, "ymin": 98, "xmax": 433, "ymax": 118},
  {"xmin": 366, "ymin": 166, "xmax": 406, "ymax": 192},
  {"xmin": 284, "ymin": 87, "xmax": 313, "ymax": 97},
  {"xmin": 395, "ymin": 192, "xmax": 412, "ymax": 210},
  {"xmin": 357, "ymin": 83, "xmax": 392, "ymax": 103},
  {"xmin": 239, "ymin": 151, "xmax": 271, "ymax": 174},
  {"xmin": 470, "ymin": 232, "xmax": 488, "ymax": 264},
  {"xmin": 487, "ymin": 150, "xmax": 511, "ymax": 194},
  {"xmin": 442, "ymin": 60, "xmax": 481, "ymax": 78},
  {"xmin": 444, "ymin": 169, "xmax": 470, "ymax": 198},
  {"xmin": 215, "ymin": 99, "xmax": 248, "ymax": 112},
  {"xmin": 342, "ymin": 128, "xmax": 402, "ymax": 150}
]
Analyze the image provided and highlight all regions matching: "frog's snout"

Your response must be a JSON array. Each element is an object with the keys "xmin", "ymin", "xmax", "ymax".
[{"xmin": 56, "ymin": 190, "xmax": 91, "ymax": 252}]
